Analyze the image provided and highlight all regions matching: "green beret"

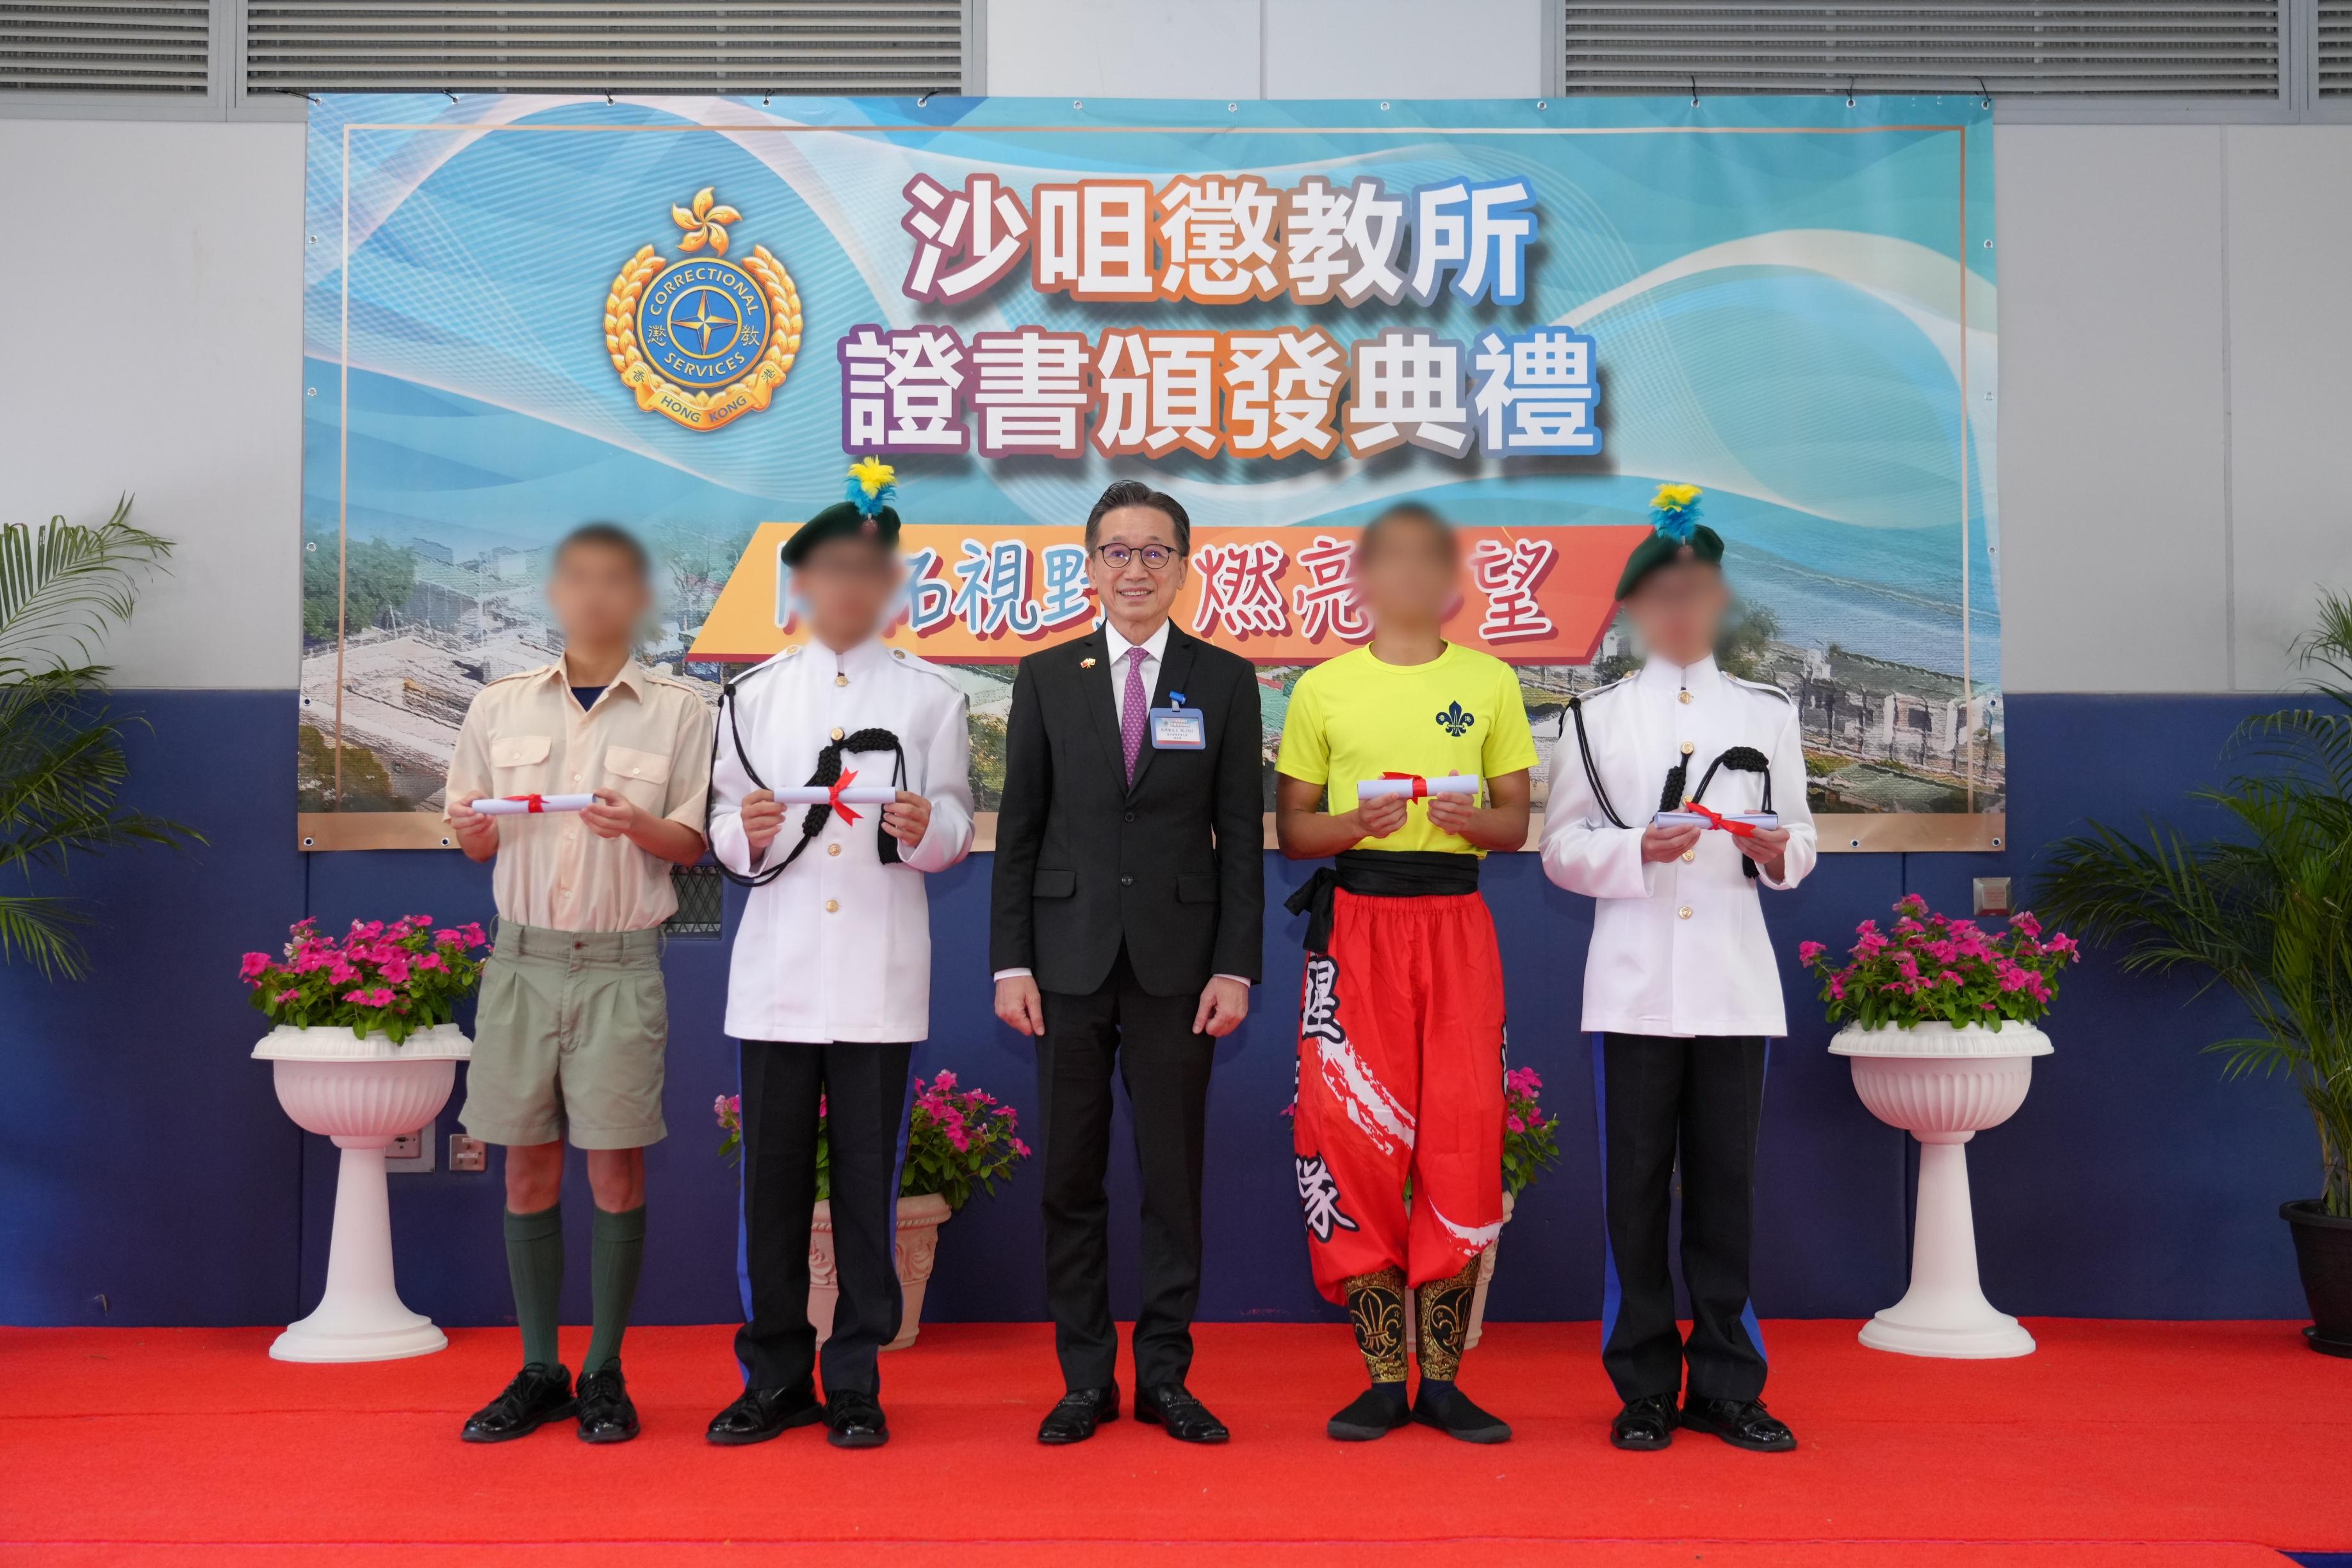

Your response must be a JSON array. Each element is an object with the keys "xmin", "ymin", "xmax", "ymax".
[
  {"xmin": 1615, "ymin": 523, "xmax": 1724, "ymax": 600},
  {"xmin": 782, "ymin": 498, "xmax": 901, "ymax": 566},
  {"xmin": 783, "ymin": 460, "xmax": 902, "ymax": 566}
]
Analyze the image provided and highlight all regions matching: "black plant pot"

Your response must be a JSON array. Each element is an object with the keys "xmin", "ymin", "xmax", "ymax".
[{"xmin": 2282, "ymin": 1199, "xmax": 2352, "ymax": 1357}]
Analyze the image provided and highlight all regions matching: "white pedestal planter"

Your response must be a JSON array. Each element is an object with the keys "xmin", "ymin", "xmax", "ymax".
[
  {"xmin": 1832, "ymin": 1020, "xmax": 2051, "ymax": 1359},
  {"xmin": 806, "ymin": 1192, "xmax": 952, "ymax": 1352},
  {"xmin": 253, "ymin": 1024, "xmax": 471, "ymax": 1362}
]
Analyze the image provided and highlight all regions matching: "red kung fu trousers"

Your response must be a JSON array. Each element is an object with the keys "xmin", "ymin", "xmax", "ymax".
[{"xmin": 1292, "ymin": 885, "xmax": 1508, "ymax": 1303}]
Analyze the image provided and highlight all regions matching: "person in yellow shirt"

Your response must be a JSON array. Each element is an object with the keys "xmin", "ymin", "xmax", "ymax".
[{"xmin": 1273, "ymin": 502, "xmax": 1535, "ymax": 1445}]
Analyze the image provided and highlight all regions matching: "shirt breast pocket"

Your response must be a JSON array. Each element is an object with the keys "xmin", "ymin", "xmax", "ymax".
[
  {"xmin": 490, "ymin": 734, "xmax": 553, "ymax": 796},
  {"xmin": 603, "ymin": 744, "xmax": 671, "ymax": 813}
]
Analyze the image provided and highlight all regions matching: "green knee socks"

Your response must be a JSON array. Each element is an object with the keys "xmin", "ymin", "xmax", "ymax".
[
  {"xmin": 502, "ymin": 1202, "xmax": 646, "ymax": 1373},
  {"xmin": 584, "ymin": 1203, "xmax": 646, "ymax": 1375},
  {"xmin": 502, "ymin": 1205, "xmax": 564, "ymax": 1369}
]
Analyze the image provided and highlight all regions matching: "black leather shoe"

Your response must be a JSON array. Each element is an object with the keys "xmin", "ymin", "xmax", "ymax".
[
  {"xmin": 1411, "ymin": 1383, "xmax": 1511, "ymax": 1444},
  {"xmin": 1136, "ymin": 1382, "xmax": 1229, "ymax": 1444},
  {"xmin": 1038, "ymin": 1384, "xmax": 1119, "ymax": 1445},
  {"xmin": 574, "ymin": 1363, "xmax": 639, "ymax": 1443},
  {"xmin": 461, "ymin": 1363, "xmax": 575, "ymax": 1443},
  {"xmin": 1327, "ymin": 1385, "xmax": 1412, "ymax": 1442},
  {"xmin": 705, "ymin": 1382, "xmax": 824, "ymax": 1446},
  {"xmin": 824, "ymin": 1388, "xmax": 890, "ymax": 1449},
  {"xmin": 1610, "ymin": 1392, "xmax": 1678, "ymax": 1451},
  {"xmin": 1681, "ymin": 1396, "xmax": 1796, "ymax": 1453}
]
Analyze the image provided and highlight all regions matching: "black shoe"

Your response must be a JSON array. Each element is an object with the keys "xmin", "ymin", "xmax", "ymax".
[
  {"xmin": 1038, "ymin": 1384, "xmax": 1119, "ymax": 1445},
  {"xmin": 1136, "ymin": 1381, "xmax": 1229, "ymax": 1444},
  {"xmin": 1681, "ymin": 1396, "xmax": 1796, "ymax": 1453},
  {"xmin": 1411, "ymin": 1382, "xmax": 1511, "ymax": 1444},
  {"xmin": 1610, "ymin": 1392, "xmax": 1678, "ymax": 1451},
  {"xmin": 573, "ymin": 1363, "xmax": 639, "ymax": 1444},
  {"xmin": 824, "ymin": 1387, "xmax": 890, "ymax": 1449},
  {"xmin": 705, "ymin": 1382, "xmax": 824, "ymax": 1446},
  {"xmin": 460, "ymin": 1363, "xmax": 575, "ymax": 1443},
  {"xmin": 1327, "ymin": 1385, "xmax": 1412, "ymax": 1442}
]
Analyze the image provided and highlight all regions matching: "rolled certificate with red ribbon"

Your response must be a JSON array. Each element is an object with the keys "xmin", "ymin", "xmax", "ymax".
[
  {"xmin": 769, "ymin": 769, "xmax": 900, "ymax": 824},
  {"xmin": 470, "ymin": 793, "xmax": 595, "ymax": 816},
  {"xmin": 1357, "ymin": 771, "xmax": 1482, "ymax": 802},
  {"xmin": 1653, "ymin": 802, "xmax": 1779, "ymax": 837}
]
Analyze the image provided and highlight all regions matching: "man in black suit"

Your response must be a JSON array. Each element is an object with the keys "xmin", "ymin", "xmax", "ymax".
[{"xmin": 991, "ymin": 479, "xmax": 1265, "ymax": 1446}]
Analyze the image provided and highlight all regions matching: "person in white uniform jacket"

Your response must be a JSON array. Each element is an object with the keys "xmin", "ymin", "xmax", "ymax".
[
  {"xmin": 1539, "ymin": 484, "xmax": 1815, "ymax": 1458},
  {"xmin": 703, "ymin": 463, "xmax": 974, "ymax": 1453}
]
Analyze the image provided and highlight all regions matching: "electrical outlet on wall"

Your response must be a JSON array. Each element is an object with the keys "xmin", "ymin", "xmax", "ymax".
[
  {"xmin": 449, "ymin": 1134, "xmax": 489, "ymax": 1173},
  {"xmin": 388, "ymin": 1122, "xmax": 434, "ymax": 1172}
]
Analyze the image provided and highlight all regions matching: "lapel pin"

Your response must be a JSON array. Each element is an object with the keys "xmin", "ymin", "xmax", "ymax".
[{"xmin": 1080, "ymin": 657, "xmax": 1097, "ymax": 669}]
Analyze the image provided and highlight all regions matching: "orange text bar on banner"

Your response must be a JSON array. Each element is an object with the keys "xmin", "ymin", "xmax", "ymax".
[{"xmin": 689, "ymin": 523, "xmax": 1650, "ymax": 665}]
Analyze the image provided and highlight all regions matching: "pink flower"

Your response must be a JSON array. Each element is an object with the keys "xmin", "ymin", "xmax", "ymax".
[
  {"xmin": 933, "ymin": 1070, "xmax": 958, "ymax": 1091},
  {"xmin": 240, "ymin": 952, "xmax": 273, "ymax": 983},
  {"xmin": 459, "ymin": 923, "xmax": 487, "ymax": 948},
  {"xmin": 1895, "ymin": 894, "xmax": 1928, "ymax": 917},
  {"xmin": 1797, "ymin": 941, "xmax": 1827, "ymax": 964},
  {"xmin": 414, "ymin": 952, "xmax": 446, "ymax": 972},
  {"xmin": 1828, "ymin": 977, "xmax": 1846, "ymax": 1000},
  {"xmin": 379, "ymin": 955, "xmax": 411, "ymax": 985},
  {"xmin": 342, "ymin": 988, "xmax": 372, "ymax": 1004},
  {"xmin": 275, "ymin": 988, "xmax": 302, "ymax": 1005},
  {"xmin": 2010, "ymin": 911, "xmax": 2043, "ymax": 939},
  {"xmin": 2046, "ymin": 933, "xmax": 2080, "ymax": 959},
  {"xmin": 1012, "ymin": 1139, "xmax": 1033, "ymax": 1159},
  {"xmin": 1506, "ymin": 1114, "xmax": 1526, "ymax": 1134},
  {"xmin": 329, "ymin": 961, "xmax": 359, "ymax": 986}
]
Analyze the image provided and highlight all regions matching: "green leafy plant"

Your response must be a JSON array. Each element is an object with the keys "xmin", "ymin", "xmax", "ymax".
[
  {"xmin": 717, "ymin": 1070, "xmax": 1031, "ymax": 1213},
  {"xmin": 1502, "ymin": 1066, "xmax": 1562, "ymax": 1196},
  {"xmin": 1, "ymin": 498, "xmax": 203, "ymax": 979},
  {"xmin": 2039, "ymin": 591, "xmax": 2352, "ymax": 1219}
]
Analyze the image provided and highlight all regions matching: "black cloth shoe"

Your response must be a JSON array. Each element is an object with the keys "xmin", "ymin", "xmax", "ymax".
[
  {"xmin": 705, "ymin": 1382, "xmax": 824, "ymax": 1446},
  {"xmin": 461, "ymin": 1363, "xmax": 575, "ymax": 1444},
  {"xmin": 1327, "ymin": 1384, "xmax": 1412, "ymax": 1442},
  {"xmin": 1611, "ymin": 1392, "xmax": 1678, "ymax": 1451},
  {"xmin": 1038, "ymin": 1384, "xmax": 1119, "ymax": 1445},
  {"xmin": 1411, "ymin": 1382, "xmax": 1511, "ymax": 1444},
  {"xmin": 574, "ymin": 1364, "xmax": 639, "ymax": 1444},
  {"xmin": 1136, "ymin": 1382, "xmax": 1229, "ymax": 1444},
  {"xmin": 1681, "ymin": 1396, "xmax": 1796, "ymax": 1453},
  {"xmin": 824, "ymin": 1388, "xmax": 890, "ymax": 1449}
]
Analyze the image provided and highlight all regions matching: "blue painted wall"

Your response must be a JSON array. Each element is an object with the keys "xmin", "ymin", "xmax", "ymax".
[{"xmin": 0, "ymin": 689, "xmax": 2319, "ymax": 1330}]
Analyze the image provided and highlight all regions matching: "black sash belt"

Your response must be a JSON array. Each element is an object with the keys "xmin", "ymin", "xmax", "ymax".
[{"xmin": 1284, "ymin": 849, "xmax": 1481, "ymax": 953}]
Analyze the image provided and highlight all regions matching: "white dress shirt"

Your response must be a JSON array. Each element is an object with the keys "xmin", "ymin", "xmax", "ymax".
[
  {"xmin": 1539, "ymin": 653, "xmax": 1817, "ymax": 1038},
  {"xmin": 709, "ymin": 637, "xmax": 976, "ymax": 1043},
  {"xmin": 992, "ymin": 615, "xmax": 1245, "ymax": 992}
]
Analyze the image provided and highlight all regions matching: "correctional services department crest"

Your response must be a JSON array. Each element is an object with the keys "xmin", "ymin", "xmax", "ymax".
[{"xmin": 603, "ymin": 188, "xmax": 803, "ymax": 431}]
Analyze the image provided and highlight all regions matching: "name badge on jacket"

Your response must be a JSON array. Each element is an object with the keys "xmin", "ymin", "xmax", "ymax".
[{"xmin": 1150, "ymin": 695, "xmax": 1206, "ymax": 750}]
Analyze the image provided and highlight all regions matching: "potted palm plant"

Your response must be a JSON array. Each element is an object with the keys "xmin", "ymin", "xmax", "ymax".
[
  {"xmin": 2039, "ymin": 592, "xmax": 2352, "ymax": 1357},
  {"xmin": 1, "ymin": 499, "xmax": 199, "ymax": 976}
]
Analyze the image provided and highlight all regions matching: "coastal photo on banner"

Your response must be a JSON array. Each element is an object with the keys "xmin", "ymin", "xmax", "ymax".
[{"xmin": 298, "ymin": 94, "xmax": 1997, "ymax": 848}]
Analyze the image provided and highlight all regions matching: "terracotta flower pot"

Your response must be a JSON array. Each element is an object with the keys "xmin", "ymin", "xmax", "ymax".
[{"xmin": 806, "ymin": 1191, "xmax": 952, "ymax": 1351}]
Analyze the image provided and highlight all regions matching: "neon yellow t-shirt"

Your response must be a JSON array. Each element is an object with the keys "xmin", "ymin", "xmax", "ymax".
[{"xmin": 1275, "ymin": 643, "xmax": 1540, "ymax": 856}]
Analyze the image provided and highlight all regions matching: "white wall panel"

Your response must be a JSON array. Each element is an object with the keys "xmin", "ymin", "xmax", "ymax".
[
  {"xmin": 0, "ymin": 118, "xmax": 304, "ymax": 690},
  {"xmin": 2223, "ymin": 124, "xmax": 2352, "ymax": 689},
  {"xmin": 986, "ymin": 0, "xmax": 1261, "ymax": 100},
  {"xmin": 1263, "ymin": 0, "xmax": 1550, "ymax": 99},
  {"xmin": 1994, "ymin": 123, "xmax": 2232, "ymax": 692}
]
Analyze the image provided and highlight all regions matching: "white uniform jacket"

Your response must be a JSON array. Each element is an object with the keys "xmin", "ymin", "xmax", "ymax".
[
  {"xmin": 709, "ymin": 637, "xmax": 975, "ymax": 1043},
  {"xmin": 1539, "ymin": 654, "xmax": 1817, "ymax": 1038}
]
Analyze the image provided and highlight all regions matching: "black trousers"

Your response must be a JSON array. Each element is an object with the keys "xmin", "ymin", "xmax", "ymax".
[
  {"xmin": 1594, "ymin": 1033, "xmax": 1770, "ymax": 1403},
  {"xmin": 1038, "ymin": 947, "xmax": 1216, "ymax": 1391},
  {"xmin": 735, "ymin": 1037, "xmax": 913, "ymax": 1398}
]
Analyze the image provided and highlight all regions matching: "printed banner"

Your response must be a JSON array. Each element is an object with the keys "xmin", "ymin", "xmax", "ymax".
[
  {"xmin": 692, "ymin": 523, "xmax": 1648, "ymax": 665},
  {"xmin": 299, "ymin": 95, "xmax": 2000, "ymax": 843}
]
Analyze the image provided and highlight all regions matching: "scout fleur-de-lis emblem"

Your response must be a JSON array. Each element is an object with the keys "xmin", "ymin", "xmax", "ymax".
[
  {"xmin": 1433, "ymin": 701, "xmax": 1476, "ymax": 737},
  {"xmin": 604, "ymin": 188, "xmax": 805, "ymax": 432}
]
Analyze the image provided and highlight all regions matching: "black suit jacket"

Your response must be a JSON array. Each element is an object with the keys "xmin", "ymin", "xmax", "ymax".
[{"xmin": 989, "ymin": 623, "xmax": 1265, "ymax": 998}]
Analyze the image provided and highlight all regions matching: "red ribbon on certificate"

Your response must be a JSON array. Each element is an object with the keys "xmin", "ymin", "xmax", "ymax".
[
  {"xmin": 1684, "ymin": 799, "xmax": 1758, "ymax": 838},
  {"xmin": 828, "ymin": 770, "xmax": 864, "ymax": 824},
  {"xmin": 1380, "ymin": 771, "xmax": 1433, "ymax": 799},
  {"xmin": 503, "ymin": 794, "xmax": 548, "ymax": 813}
]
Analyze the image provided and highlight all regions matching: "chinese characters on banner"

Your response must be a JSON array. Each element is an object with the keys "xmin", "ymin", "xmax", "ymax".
[
  {"xmin": 689, "ymin": 523, "xmax": 1654, "ymax": 666},
  {"xmin": 843, "ymin": 171, "xmax": 1603, "ymax": 461}
]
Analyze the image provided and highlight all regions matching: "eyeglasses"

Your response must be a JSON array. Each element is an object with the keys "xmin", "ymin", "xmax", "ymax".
[{"xmin": 1095, "ymin": 543, "xmax": 1179, "ymax": 571}]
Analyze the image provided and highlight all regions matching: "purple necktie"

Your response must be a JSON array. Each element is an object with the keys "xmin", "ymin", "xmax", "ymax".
[{"xmin": 1120, "ymin": 646, "xmax": 1149, "ymax": 785}]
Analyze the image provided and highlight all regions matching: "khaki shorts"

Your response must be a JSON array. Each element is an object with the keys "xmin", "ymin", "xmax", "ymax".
[{"xmin": 461, "ymin": 922, "xmax": 669, "ymax": 1150}]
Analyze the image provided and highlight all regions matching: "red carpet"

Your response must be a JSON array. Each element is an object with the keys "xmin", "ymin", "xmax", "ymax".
[{"xmin": 1, "ymin": 1319, "xmax": 2343, "ymax": 1565}]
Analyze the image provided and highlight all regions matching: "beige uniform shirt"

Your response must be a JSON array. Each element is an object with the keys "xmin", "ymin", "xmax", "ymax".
[{"xmin": 445, "ymin": 657, "xmax": 715, "ymax": 933}]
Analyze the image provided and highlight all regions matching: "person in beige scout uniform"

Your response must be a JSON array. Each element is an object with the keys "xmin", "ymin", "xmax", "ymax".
[{"xmin": 441, "ymin": 523, "xmax": 713, "ymax": 1447}]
